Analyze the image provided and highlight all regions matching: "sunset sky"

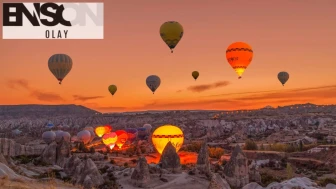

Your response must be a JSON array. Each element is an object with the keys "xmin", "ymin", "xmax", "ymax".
[{"xmin": 0, "ymin": 0, "xmax": 336, "ymax": 113}]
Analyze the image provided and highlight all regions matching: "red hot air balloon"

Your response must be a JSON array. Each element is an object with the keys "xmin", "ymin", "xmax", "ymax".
[{"xmin": 115, "ymin": 130, "xmax": 128, "ymax": 149}]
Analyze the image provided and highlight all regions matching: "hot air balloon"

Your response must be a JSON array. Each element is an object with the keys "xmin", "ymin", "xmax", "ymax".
[
  {"xmin": 108, "ymin": 85, "xmax": 117, "ymax": 96},
  {"xmin": 105, "ymin": 125, "xmax": 112, "ymax": 133},
  {"xmin": 160, "ymin": 21, "xmax": 184, "ymax": 53},
  {"xmin": 115, "ymin": 130, "xmax": 128, "ymax": 149},
  {"xmin": 12, "ymin": 129, "xmax": 22, "ymax": 136},
  {"xmin": 137, "ymin": 127, "xmax": 147, "ymax": 140},
  {"xmin": 152, "ymin": 125, "xmax": 184, "ymax": 154},
  {"xmin": 55, "ymin": 130, "xmax": 64, "ymax": 143},
  {"xmin": 125, "ymin": 128, "xmax": 138, "ymax": 143},
  {"xmin": 84, "ymin": 127, "xmax": 94, "ymax": 132},
  {"xmin": 88, "ymin": 130, "xmax": 96, "ymax": 143},
  {"xmin": 95, "ymin": 126, "xmax": 107, "ymax": 137},
  {"xmin": 278, "ymin": 71, "xmax": 289, "ymax": 86},
  {"xmin": 102, "ymin": 132, "xmax": 118, "ymax": 150},
  {"xmin": 77, "ymin": 130, "xmax": 91, "ymax": 144},
  {"xmin": 143, "ymin": 124, "xmax": 152, "ymax": 134},
  {"xmin": 48, "ymin": 54, "xmax": 73, "ymax": 84},
  {"xmin": 46, "ymin": 121, "xmax": 54, "ymax": 129},
  {"xmin": 146, "ymin": 75, "xmax": 161, "ymax": 94},
  {"xmin": 192, "ymin": 71, "xmax": 199, "ymax": 81},
  {"xmin": 61, "ymin": 132, "xmax": 71, "ymax": 142},
  {"xmin": 42, "ymin": 131, "xmax": 56, "ymax": 144},
  {"xmin": 226, "ymin": 42, "xmax": 253, "ymax": 79}
]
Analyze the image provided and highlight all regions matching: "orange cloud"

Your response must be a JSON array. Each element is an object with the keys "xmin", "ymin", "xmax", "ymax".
[
  {"xmin": 73, "ymin": 95, "xmax": 104, "ymax": 101},
  {"xmin": 6, "ymin": 79, "xmax": 64, "ymax": 102},
  {"xmin": 96, "ymin": 84, "xmax": 336, "ymax": 112},
  {"xmin": 187, "ymin": 81, "xmax": 231, "ymax": 93}
]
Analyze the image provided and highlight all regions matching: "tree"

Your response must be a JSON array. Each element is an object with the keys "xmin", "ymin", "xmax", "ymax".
[
  {"xmin": 89, "ymin": 147, "xmax": 95, "ymax": 154},
  {"xmin": 244, "ymin": 139, "xmax": 258, "ymax": 150},
  {"xmin": 299, "ymin": 140, "xmax": 303, "ymax": 151},
  {"xmin": 286, "ymin": 163, "xmax": 293, "ymax": 179},
  {"xmin": 260, "ymin": 144, "xmax": 265, "ymax": 151},
  {"xmin": 78, "ymin": 142, "xmax": 86, "ymax": 152}
]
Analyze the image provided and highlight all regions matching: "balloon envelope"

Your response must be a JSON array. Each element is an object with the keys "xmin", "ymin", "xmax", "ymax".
[
  {"xmin": 42, "ymin": 131, "xmax": 56, "ymax": 144},
  {"xmin": 160, "ymin": 21, "xmax": 184, "ymax": 53},
  {"xmin": 226, "ymin": 42, "xmax": 253, "ymax": 79},
  {"xmin": 143, "ymin": 124, "xmax": 152, "ymax": 134},
  {"xmin": 151, "ymin": 125, "xmax": 184, "ymax": 154},
  {"xmin": 192, "ymin": 71, "xmax": 199, "ymax": 80},
  {"xmin": 46, "ymin": 122, "xmax": 54, "ymax": 129},
  {"xmin": 146, "ymin": 75, "xmax": 161, "ymax": 94},
  {"xmin": 55, "ymin": 130, "xmax": 64, "ymax": 143},
  {"xmin": 61, "ymin": 132, "xmax": 71, "ymax": 142},
  {"xmin": 115, "ymin": 130, "xmax": 128, "ymax": 149},
  {"xmin": 102, "ymin": 132, "xmax": 118, "ymax": 150},
  {"xmin": 12, "ymin": 129, "xmax": 22, "ymax": 135},
  {"xmin": 77, "ymin": 130, "xmax": 91, "ymax": 144},
  {"xmin": 137, "ymin": 128, "xmax": 147, "ymax": 140},
  {"xmin": 95, "ymin": 126, "xmax": 107, "ymax": 137},
  {"xmin": 105, "ymin": 125, "xmax": 112, "ymax": 133},
  {"xmin": 108, "ymin": 85, "xmax": 117, "ymax": 96},
  {"xmin": 278, "ymin": 71, "xmax": 289, "ymax": 86},
  {"xmin": 48, "ymin": 54, "xmax": 73, "ymax": 84},
  {"xmin": 84, "ymin": 127, "xmax": 94, "ymax": 132},
  {"xmin": 125, "ymin": 128, "xmax": 138, "ymax": 143}
]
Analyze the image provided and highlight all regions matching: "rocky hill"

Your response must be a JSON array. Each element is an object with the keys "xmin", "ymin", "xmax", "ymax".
[{"xmin": 0, "ymin": 104, "xmax": 100, "ymax": 119}]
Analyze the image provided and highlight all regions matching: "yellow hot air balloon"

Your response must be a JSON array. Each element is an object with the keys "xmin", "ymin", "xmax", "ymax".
[
  {"xmin": 48, "ymin": 54, "xmax": 73, "ymax": 84},
  {"xmin": 226, "ymin": 42, "xmax": 253, "ymax": 79},
  {"xmin": 152, "ymin": 125, "xmax": 184, "ymax": 154},
  {"xmin": 192, "ymin": 71, "xmax": 199, "ymax": 81},
  {"xmin": 95, "ymin": 126, "xmax": 106, "ymax": 137},
  {"xmin": 160, "ymin": 21, "xmax": 184, "ymax": 53},
  {"xmin": 108, "ymin": 85, "xmax": 117, "ymax": 96}
]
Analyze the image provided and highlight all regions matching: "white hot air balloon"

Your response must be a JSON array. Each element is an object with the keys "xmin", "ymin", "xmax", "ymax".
[
  {"xmin": 42, "ymin": 131, "xmax": 56, "ymax": 144},
  {"xmin": 77, "ymin": 130, "xmax": 91, "ymax": 144},
  {"xmin": 55, "ymin": 130, "xmax": 64, "ymax": 143}
]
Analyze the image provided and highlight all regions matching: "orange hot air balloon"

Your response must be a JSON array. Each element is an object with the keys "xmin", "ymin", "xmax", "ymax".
[
  {"xmin": 115, "ymin": 130, "xmax": 128, "ymax": 149},
  {"xmin": 226, "ymin": 42, "xmax": 253, "ymax": 79},
  {"xmin": 95, "ymin": 126, "xmax": 106, "ymax": 137},
  {"xmin": 102, "ymin": 132, "xmax": 118, "ymax": 150},
  {"xmin": 104, "ymin": 125, "xmax": 112, "ymax": 133}
]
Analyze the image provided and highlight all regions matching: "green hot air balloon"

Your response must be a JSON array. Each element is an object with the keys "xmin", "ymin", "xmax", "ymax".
[
  {"xmin": 278, "ymin": 71, "xmax": 289, "ymax": 86},
  {"xmin": 108, "ymin": 85, "xmax": 117, "ymax": 96},
  {"xmin": 192, "ymin": 71, "xmax": 199, "ymax": 80},
  {"xmin": 146, "ymin": 75, "xmax": 161, "ymax": 94},
  {"xmin": 48, "ymin": 54, "xmax": 73, "ymax": 84}
]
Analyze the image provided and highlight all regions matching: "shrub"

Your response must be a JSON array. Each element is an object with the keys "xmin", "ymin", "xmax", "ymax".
[
  {"xmin": 244, "ymin": 139, "xmax": 258, "ymax": 150},
  {"xmin": 110, "ymin": 159, "xmax": 115, "ymax": 164},
  {"xmin": 261, "ymin": 173, "xmax": 281, "ymax": 187},
  {"xmin": 318, "ymin": 178, "xmax": 336, "ymax": 187},
  {"xmin": 124, "ymin": 162, "xmax": 128, "ymax": 167},
  {"xmin": 209, "ymin": 147, "xmax": 224, "ymax": 159}
]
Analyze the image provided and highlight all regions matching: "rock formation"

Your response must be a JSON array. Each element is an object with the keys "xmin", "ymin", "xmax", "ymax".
[
  {"xmin": 130, "ymin": 157, "xmax": 150, "ymax": 187},
  {"xmin": 249, "ymin": 160, "xmax": 261, "ymax": 183},
  {"xmin": 0, "ymin": 138, "xmax": 46, "ymax": 157},
  {"xmin": 196, "ymin": 140, "xmax": 211, "ymax": 176},
  {"xmin": 223, "ymin": 145, "xmax": 249, "ymax": 188},
  {"xmin": 40, "ymin": 141, "xmax": 57, "ymax": 164},
  {"xmin": 56, "ymin": 138, "xmax": 71, "ymax": 167},
  {"xmin": 208, "ymin": 173, "xmax": 231, "ymax": 189},
  {"xmin": 242, "ymin": 177, "xmax": 320, "ymax": 189},
  {"xmin": 159, "ymin": 141, "xmax": 181, "ymax": 173}
]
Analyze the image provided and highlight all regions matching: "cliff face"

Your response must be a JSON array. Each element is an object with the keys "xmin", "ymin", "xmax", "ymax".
[{"xmin": 0, "ymin": 104, "xmax": 100, "ymax": 118}]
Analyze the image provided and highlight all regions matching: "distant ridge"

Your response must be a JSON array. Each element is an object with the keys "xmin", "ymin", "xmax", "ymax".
[{"xmin": 0, "ymin": 104, "xmax": 100, "ymax": 118}]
